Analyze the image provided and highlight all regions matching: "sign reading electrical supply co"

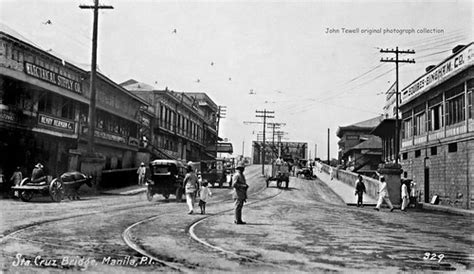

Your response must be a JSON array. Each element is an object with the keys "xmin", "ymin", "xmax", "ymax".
[
  {"xmin": 24, "ymin": 62, "xmax": 82, "ymax": 94},
  {"xmin": 401, "ymin": 43, "xmax": 473, "ymax": 105}
]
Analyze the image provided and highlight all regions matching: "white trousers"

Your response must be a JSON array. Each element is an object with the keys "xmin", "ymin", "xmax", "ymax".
[
  {"xmin": 401, "ymin": 196, "xmax": 409, "ymax": 210},
  {"xmin": 186, "ymin": 193, "xmax": 195, "ymax": 211},
  {"xmin": 376, "ymin": 195, "xmax": 393, "ymax": 209}
]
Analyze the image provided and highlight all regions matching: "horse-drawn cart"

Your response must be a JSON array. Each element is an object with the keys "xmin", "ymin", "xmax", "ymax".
[
  {"xmin": 11, "ymin": 171, "xmax": 92, "ymax": 202},
  {"xmin": 11, "ymin": 175, "xmax": 63, "ymax": 202},
  {"xmin": 266, "ymin": 162, "xmax": 290, "ymax": 189}
]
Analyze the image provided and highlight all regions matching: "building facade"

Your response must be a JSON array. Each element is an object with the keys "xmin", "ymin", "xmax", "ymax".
[
  {"xmin": 0, "ymin": 24, "xmax": 149, "ymax": 183},
  {"xmin": 121, "ymin": 80, "xmax": 219, "ymax": 162},
  {"xmin": 399, "ymin": 43, "xmax": 473, "ymax": 209},
  {"xmin": 337, "ymin": 116, "xmax": 384, "ymax": 172}
]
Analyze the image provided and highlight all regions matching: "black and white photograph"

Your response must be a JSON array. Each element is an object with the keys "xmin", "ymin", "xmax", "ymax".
[{"xmin": 0, "ymin": 0, "xmax": 473, "ymax": 272}]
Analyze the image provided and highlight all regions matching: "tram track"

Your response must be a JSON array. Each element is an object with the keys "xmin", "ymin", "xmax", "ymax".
[
  {"xmin": 121, "ymin": 169, "xmax": 287, "ymax": 272},
  {"xmin": 1, "ymin": 166, "xmax": 280, "ymax": 271}
]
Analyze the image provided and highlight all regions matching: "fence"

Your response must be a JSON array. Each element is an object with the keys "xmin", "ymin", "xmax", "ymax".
[{"xmin": 320, "ymin": 163, "xmax": 379, "ymax": 200}]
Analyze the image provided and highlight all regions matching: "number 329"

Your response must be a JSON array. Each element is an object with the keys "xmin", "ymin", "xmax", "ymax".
[{"xmin": 423, "ymin": 252, "xmax": 444, "ymax": 263}]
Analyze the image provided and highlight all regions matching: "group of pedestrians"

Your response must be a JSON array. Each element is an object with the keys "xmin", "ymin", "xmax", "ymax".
[
  {"xmin": 354, "ymin": 174, "xmax": 414, "ymax": 212},
  {"xmin": 182, "ymin": 162, "xmax": 248, "ymax": 224}
]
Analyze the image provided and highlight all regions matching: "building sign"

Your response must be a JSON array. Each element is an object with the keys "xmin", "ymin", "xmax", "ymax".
[
  {"xmin": 38, "ymin": 114, "xmax": 75, "ymax": 131},
  {"xmin": 401, "ymin": 43, "xmax": 474, "ymax": 105},
  {"xmin": 128, "ymin": 137, "xmax": 139, "ymax": 147},
  {"xmin": 82, "ymin": 127, "xmax": 127, "ymax": 144},
  {"xmin": 24, "ymin": 62, "xmax": 82, "ymax": 94},
  {"xmin": 0, "ymin": 109, "xmax": 17, "ymax": 123}
]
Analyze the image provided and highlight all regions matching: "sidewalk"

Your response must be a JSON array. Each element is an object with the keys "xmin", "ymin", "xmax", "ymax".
[
  {"xmin": 100, "ymin": 184, "xmax": 147, "ymax": 195},
  {"xmin": 315, "ymin": 170, "xmax": 377, "ymax": 206}
]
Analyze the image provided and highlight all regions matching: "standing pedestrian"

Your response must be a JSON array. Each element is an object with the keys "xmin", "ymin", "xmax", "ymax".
[
  {"xmin": 10, "ymin": 166, "xmax": 22, "ymax": 198},
  {"xmin": 232, "ymin": 162, "xmax": 249, "ymax": 224},
  {"xmin": 184, "ymin": 165, "xmax": 198, "ymax": 214},
  {"xmin": 137, "ymin": 162, "xmax": 147, "ymax": 185},
  {"xmin": 329, "ymin": 166, "xmax": 334, "ymax": 180},
  {"xmin": 354, "ymin": 174, "xmax": 366, "ymax": 207},
  {"xmin": 374, "ymin": 176, "xmax": 394, "ymax": 212},
  {"xmin": 401, "ymin": 180, "xmax": 409, "ymax": 211},
  {"xmin": 409, "ymin": 181, "xmax": 417, "ymax": 208},
  {"xmin": 198, "ymin": 181, "xmax": 212, "ymax": 214}
]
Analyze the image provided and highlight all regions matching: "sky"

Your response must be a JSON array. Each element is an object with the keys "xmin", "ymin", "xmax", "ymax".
[{"xmin": 0, "ymin": 0, "xmax": 472, "ymax": 159}]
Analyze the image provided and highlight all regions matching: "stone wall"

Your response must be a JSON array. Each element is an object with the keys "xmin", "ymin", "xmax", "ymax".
[{"xmin": 320, "ymin": 163, "xmax": 379, "ymax": 200}]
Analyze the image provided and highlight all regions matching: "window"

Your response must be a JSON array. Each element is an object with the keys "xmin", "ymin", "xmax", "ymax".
[
  {"xmin": 430, "ymin": 146, "xmax": 437, "ymax": 156},
  {"xmin": 60, "ymin": 98, "xmax": 74, "ymax": 120},
  {"xmin": 402, "ymin": 153, "xmax": 408, "ymax": 160},
  {"xmin": 402, "ymin": 118, "xmax": 412, "ymax": 139},
  {"xmin": 415, "ymin": 150, "xmax": 421, "ymax": 158},
  {"xmin": 468, "ymin": 79, "xmax": 473, "ymax": 119},
  {"xmin": 38, "ymin": 92, "xmax": 53, "ymax": 114},
  {"xmin": 414, "ymin": 111, "xmax": 426, "ymax": 135},
  {"xmin": 448, "ymin": 142, "xmax": 457, "ymax": 152},
  {"xmin": 445, "ymin": 84, "xmax": 465, "ymax": 126},
  {"xmin": 428, "ymin": 95, "xmax": 443, "ymax": 131}
]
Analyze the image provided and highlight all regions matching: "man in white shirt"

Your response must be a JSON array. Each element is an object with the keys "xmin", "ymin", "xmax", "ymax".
[{"xmin": 374, "ymin": 176, "xmax": 394, "ymax": 212}]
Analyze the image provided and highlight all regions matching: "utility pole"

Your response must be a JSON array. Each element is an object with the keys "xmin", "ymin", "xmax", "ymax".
[
  {"xmin": 80, "ymin": 0, "xmax": 113, "ymax": 154},
  {"xmin": 275, "ymin": 130, "xmax": 287, "ymax": 158},
  {"xmin": 215, "ymin": 106, "xmax": 226, "ymax": 159},
  {"xmin": 380, "ymin": 47, "xmax": 415, "ymax": 164},
  {"xmin": 314, "ymin": 144, "xmax": 317, "ymax": 160},
  {"xmin": 327, "ymin": 128, "xmax": 330, "ymax": 165},
  {"xmin": 255, "ymin": 109, "xmax": 274, "ymax": 175}
]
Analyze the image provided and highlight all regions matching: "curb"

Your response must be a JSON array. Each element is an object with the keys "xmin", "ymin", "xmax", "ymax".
[{"xmin": 419, "ymin": 202, "xmax": 474, "ymax": 216}]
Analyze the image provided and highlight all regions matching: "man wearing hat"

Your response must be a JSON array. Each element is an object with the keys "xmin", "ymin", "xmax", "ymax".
[
  {"xmin": 31, "ymin": 163, "xmax": 46, "ymax": 184},
  {"xmin": 232, "ymin": 162, "xmax": 249, "ymax": 224},
  {"xmin": 137, "ymin": 162, "xmax": 147, "ymax": 186},
  {"xmin": 374, "ymin": 176, "xmax": 394, "ymax": 212}
]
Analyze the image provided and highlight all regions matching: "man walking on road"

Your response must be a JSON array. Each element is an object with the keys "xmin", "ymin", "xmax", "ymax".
[
  {"xmin": 232, "ymin": 162, "xmax": 249, "ymax": 225},
  {"xmin": 374, "ymin": 176, "xmax": 394, "ymax": 212},
  {"xmin": 184, "ymin": 165, "xmax": 199, "ymax": 214},
  {"xmin": 354, "ymin": 174, "xmax": 366, "ymax": 207}
]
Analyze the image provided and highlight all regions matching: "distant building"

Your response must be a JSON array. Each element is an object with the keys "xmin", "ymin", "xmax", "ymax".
[
  {"xmin": 336, "ymin": 116, "xmax": 384, "ymax": 174},
  {"xmin": 398, "ymin": 43, "xmax": 473, "ymax": 209},
  {"xmin": 121, "ymin": 80, "xmax": 220, "ymax": 162},
  {"xmin": 371, "ymin": 82, "xmax": 399, "ymax": 163},
  {"xmin": 252, "ymin": 141, "xmax": 307, "ymax": 164}
]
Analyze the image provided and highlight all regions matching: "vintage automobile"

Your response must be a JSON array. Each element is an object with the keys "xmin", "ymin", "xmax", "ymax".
[
  {"xmin": 266, "ymin": 162, "xmax": 290, "ymax": 189},
  {"xmin": 11, "ymin": 175, "xmax": 63, "ymax": 202},
  {"xmin": 147, "ymin": 159, "xmax": 186, "ymax": 202}
]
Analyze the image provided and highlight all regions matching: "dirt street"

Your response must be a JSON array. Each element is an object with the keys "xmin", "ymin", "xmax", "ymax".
[{"xmin": 0, "ymin": 165, "xmax": 472, "ymax": 272}]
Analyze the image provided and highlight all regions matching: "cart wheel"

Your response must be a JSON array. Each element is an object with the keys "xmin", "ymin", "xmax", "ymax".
[
  {"xmin": 175, "ymin": 188, "xmax": 182, "ymax": 202},
  {"xmin": 277, "ymin": 180, "xmax": 282, "ymax": 188},
  {"xmin": 163, "ymin": 193, "xmax": 170, "ymax": 200},
  {"xmin": 146, "ymin": 188, "xmax": 154, "ymax": 201},
  {"xmin": 19, "ymin": 190, "xmax": 33, "ymax": 202},
  {"xmin": 49, "ymin": 179, "xmax": 64, "ymax": 202}
]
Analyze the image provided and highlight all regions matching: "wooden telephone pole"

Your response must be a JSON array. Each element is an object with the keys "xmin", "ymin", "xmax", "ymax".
[
  {"xmin": 380, "ymin": 47, "xmax": 415, "ymax": 164},
  {"xmin": 80, "ymin": 0, "xmax": 113, "ymax": 154}
]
